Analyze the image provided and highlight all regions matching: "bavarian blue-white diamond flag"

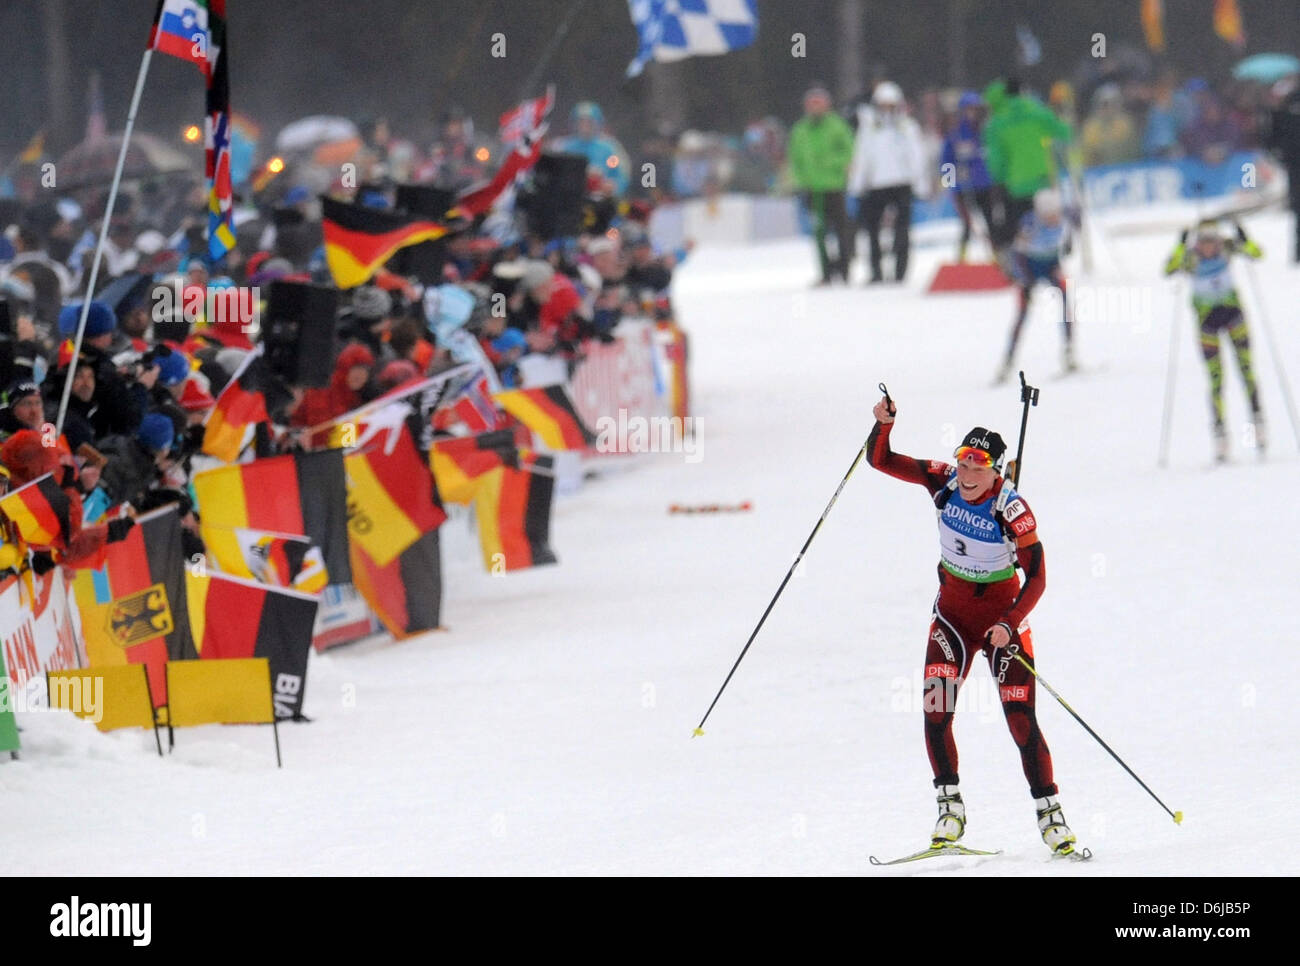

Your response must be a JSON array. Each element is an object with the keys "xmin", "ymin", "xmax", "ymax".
[{"xmin": 626, "ymin": 0, "xmax": 759, "ymax": 77}]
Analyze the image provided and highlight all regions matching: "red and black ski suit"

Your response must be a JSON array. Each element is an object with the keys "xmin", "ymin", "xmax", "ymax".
[{"xmin": 867, "ymin": 419, "xmax": 1058, "ymax": 799}]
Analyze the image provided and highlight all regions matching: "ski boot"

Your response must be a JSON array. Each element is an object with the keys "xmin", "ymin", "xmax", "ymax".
[
  {"xmin": 993, "ymin": 357, "xmax": 1014, "ymax": 386},
  {"xmin": 932, "ymin": 784, "xmax": 966, "ymax": 846},
  {"xmin": 1063, "ymin": 343, "xmax": 1078, "ymax": 374},
  {"xmin": 1213, "ymin": 423, "xmax": 1229, "ymax": 463},
  {"xmin": 1035, "ymin": 795, "xmax": 1078, "ymax": 857},
  {"xmin": 1252, "ymin": 411, "xmax": 1268, "ymax": 456}
]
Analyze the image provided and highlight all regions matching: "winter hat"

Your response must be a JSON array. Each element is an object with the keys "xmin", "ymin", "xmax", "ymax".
[
  {"xmin": 491, "ymin": 328, "xmax": 527, "ymax": 356},
  {"xmin": 377, "ymin": 359, "xmax": 420, "ymax": 391},
  {"xmin": 1033, "ymin": 188, "xmax": 1063, "ymax": 219},
  {"xmin": 5, "ymin": 380, "xmax": 41, "ymax": 405},
  {"xmin": 958, "ymin": 90, "xmax": 983, "ymax": 110},
  {"xmin": 873, "ymin": 81, "xmax": 904, "ymax": 106},
  {"xmin": 178, "ymin": 376, "xmax": 216, "ymax": 411},
  {"xmin": 155, "ymin": 347, "xmax": 191, "ymax": 387},
  {"xmin": 352, "ymin": 285, "xmax": 393, "ymax": 322},
  {"xmin": 134, "ymin": 229, "xmax": 167, "ymax": 255},
  {"xmin": 57, "ymin": 300, "xmax": 115, "ymax": 338},
  {"xmin": 572, "ymin": 101, "xmax": 604, "ymax": 125},
  {"xmin": 519, "ymin": 260, "xmax": 555, "ymax": 293},
  {"xmin": 0, "ymin": 429, "xmax": 60, "ymax": 488},
  {"xmin": 1195, "ymin": 220, "xmax": 1223, "ymax": 245},
  {"xmin": 955, "ymin": 427, "xmax": 1007, "ymax": 470},
  {"xmin": 136, "ymin": 412, "xmax": 176, "ymax": 453}
]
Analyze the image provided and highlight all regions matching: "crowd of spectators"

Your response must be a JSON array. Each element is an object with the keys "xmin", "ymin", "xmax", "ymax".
[{"xmin": 0, "ymin": 99, "xmax": 689, "ymax": 571}]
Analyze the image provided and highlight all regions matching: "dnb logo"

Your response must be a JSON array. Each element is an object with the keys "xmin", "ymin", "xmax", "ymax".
[
  {"xmin": 1000, "ymin": 685, "xmax": 1029, "ymax": 702},
  {"xmin": 106, "ymin": 584, "xmax": 174, "ymax": 647},
  {"xmin": 925, "ymin": 663, "xmax": 958, "ymax": 680}
]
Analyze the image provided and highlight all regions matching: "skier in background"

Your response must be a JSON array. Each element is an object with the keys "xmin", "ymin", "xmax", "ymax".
[
  {"xmin": 996, "ymin": 187, "xmax": 1075, "ymax": 383},
  {"xmin": 1163, "ymin": 219, "xmax": 1266, "ymax": 461},
  {"xmin": 940, "ymin": 91, "xmax": 997, "ymax": 263},
  {"xmin": 982, "ymin": 78, "xmax": 1072, "ymax": 267},
  {"xmin": 866, "ymin": 392, "xmax": 1079, "ymax": 858},
  {"xmin": 788, "ymin": 84, "xmax": 856, "ymax": 286}
]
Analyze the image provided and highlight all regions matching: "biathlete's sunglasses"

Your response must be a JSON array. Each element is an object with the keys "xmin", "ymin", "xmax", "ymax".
[{"xmin": 954, "ymin": 446, "xmax": 996, "ymax": 468}]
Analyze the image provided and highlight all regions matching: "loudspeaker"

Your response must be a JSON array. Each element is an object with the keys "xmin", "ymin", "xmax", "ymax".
[
  {"xmin": 520, "ymin": 152, "xmax": 587, "ymax": 240},
  {"xmin": 262, "ymin": 281, "xmax": 338, "ymax": 387},
  {"xmin": 388, "ymin": 185, "xmax": 456, "ymax": 284},
  {"xmin": 395, "ymin": 184, "xmax": 454, "ymax": 219}
]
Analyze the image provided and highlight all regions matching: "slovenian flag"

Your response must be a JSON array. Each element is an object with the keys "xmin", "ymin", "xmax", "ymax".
[{"xmin": 148, "ymin": 0, "xmax": 214, "ymax": 76}]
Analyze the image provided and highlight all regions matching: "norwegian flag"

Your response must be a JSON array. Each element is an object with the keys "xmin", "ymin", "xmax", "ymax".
[
  {"xmin": 433, "ymin": 370, "xmax": 505, "ymax": 434},
  {"xmin": 449, "ymin": 89, "xmax": 554, "ymax": 220},
  {"xmin": 498, "ymin": 86, "xmax": 555, "ymax": 148}
]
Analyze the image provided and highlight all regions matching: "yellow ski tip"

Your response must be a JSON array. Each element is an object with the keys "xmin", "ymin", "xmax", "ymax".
[
  {"xmin": 692, "ymin": 728, "xmax": 704, "ymax": 737},
  {"xmin": 1173, "ymin": 810, "xmax": 1184, "ymax": 825}
]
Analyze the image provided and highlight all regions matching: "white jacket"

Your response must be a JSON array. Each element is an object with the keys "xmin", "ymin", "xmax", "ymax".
[{"xmin": 849, "ymin": 105, "xmax": 929, "ymax": 198}]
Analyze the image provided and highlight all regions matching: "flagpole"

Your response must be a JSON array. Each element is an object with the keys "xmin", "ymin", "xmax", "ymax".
[
  {"xmin": 56, "ymin": 48, "xmax": 156, "ymax": 437},
  {"xmin": 302, "ymin": 363, "xmax": 477, "ymax": 438}
]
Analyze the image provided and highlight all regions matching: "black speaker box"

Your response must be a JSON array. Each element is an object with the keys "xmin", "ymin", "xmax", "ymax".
[
  {"xmin": 520, "ymin": 152, "xmax": 588, "ymax": 240},
  {"xmin": 262, "ymin": 280, "xmax": 338, "ymax": 387}
]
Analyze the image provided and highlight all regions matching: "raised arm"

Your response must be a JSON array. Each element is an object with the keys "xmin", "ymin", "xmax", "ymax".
[{"xmin": 866, "ymin": 396, "xmax": 952, "ymax": 497}]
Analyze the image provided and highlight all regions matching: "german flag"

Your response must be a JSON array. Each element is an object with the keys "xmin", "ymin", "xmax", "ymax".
[
  {"xmin": 193, "ymin": 449, "xmax": 351, "ymax": 584},
  {"xmin": 493, "ymin": 385, "xmax": 595, "ymax": 451},
  {"xmin": 343, "ymin": 422, "xmax": 445, "ymax": 638},
  {"xmin": 345, "ymin": 424, "xmax": 446, "ymax": 566},
  {"xmin": 0, "ymin": 474, "xmax": 71, "ymax": 549},
  {"xmin": 322, "ymin": 197, "xmax": 449, "ymax": 290},
  {"xmin": 200, "ymin": 525, "xmax": 328, "ymax": 594},
  {"xmin": 430, "ymin": 430, "xmax": 557, "ymax": 572},
  {"xmin": 187, "ymin": 572, "xmax": 318, "ymax": 719},
  {"xmin": 71, "ymin": 506, "xmax": 195, "ymax": 709},
  {"xmin": 202, "ymin": 346, "xmax": 273, "ymax": 463}
]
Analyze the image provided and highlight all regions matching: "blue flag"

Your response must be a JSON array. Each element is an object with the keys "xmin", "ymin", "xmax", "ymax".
[{"xmin": 627, "ymin": 0, "xmax": 758, "ymax": 78}]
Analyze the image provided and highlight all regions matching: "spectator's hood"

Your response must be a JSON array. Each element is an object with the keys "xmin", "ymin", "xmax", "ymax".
[{"xmin": 982, "ymin": 79, "xmax": 1009, "ymax": 113}]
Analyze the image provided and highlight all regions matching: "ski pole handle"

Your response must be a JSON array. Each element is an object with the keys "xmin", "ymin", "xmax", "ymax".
[{"xmin": 878, "ymin": 382, "xmax": 896, "ymax": 416}]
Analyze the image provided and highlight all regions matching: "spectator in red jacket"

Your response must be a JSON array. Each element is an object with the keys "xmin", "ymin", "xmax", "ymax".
[
  {"xmin": 0, "ymin": 429, "xmax": 134, "ymax": 569},
  {"xmin": 290, "ymin": 342, "xmax": 376, "ymax": 445}
]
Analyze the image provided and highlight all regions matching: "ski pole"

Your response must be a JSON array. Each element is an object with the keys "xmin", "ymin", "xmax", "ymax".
[
  {"xmin": 1009, "ymin": 371, "xmax": 1039, "ymax": 487},
  {"xmin": 1241, "ymin": 257, "xmax": 1300, "ymax": 451},
  {"xmin": 692, "ymin": 383, "xmax": 890, "ymax": 737},
  {"xmin": 1012, "ymin": 653, "xmax": 1183, "ymax": 824},
  {"xmin": 1157, "ymin": 274, "xmax": 1184, "ymax": 468}
]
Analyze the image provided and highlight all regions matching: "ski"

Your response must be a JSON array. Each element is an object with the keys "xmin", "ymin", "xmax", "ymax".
[
  {"xmin": 1054, "ymin": 845, "xmax": 1093, "ymax": 862},
  {"xmin": 869, "ymin": 843, "xmax": 1002, "ymax": 866}
]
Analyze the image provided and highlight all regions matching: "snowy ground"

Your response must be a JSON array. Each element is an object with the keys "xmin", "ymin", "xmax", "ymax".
[{"xmin": 5, "ymin": 209, "xmax": 1298, "ymax": 876}]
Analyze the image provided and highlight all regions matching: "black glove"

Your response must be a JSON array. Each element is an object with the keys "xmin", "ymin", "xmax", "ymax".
[
  {"xmin": 106, "ymin": 517, "xmax": 136, "ymax": 543},
  {"xmin": 1179, "ymin": 228, "xmax": 1189, "ymax": 245},
  {"xmin": 31, "ymin": 551, "xmax": 58, "ymax": 575},
  {"xmin": 1234, "ymin": 220, "xmax": 1248, "ymax": 242}
]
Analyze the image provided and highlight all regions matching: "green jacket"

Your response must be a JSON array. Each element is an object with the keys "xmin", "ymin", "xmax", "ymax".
[
  {"xmin": 788, "ymin": 112, "xmax": 855, "ymax": 192},
  {"xmin": 982, "ymin": 80, "xmax": 1072, "ymax": 200}
]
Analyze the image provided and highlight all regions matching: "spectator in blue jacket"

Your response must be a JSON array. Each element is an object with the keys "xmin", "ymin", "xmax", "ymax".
[{"xmin": 553, "ymin": 102, "xmax": 632, "ymax": 197}]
